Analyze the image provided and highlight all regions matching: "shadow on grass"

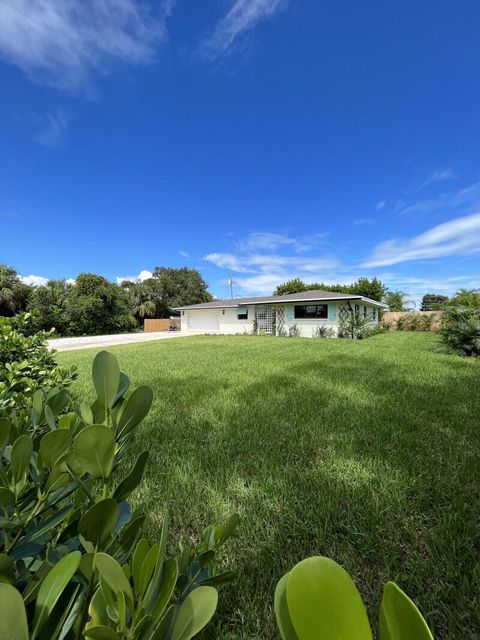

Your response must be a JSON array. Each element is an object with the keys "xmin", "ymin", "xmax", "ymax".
[{"xmin": 134, "ymin": 347, "xmax": 479, "ymax": 639}]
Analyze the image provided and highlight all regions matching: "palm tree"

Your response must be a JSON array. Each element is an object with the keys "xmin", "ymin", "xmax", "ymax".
[
  {"xmin": 383, "ymin": 290, "xmax": 414, "ymax": 312},
  {"xmin": 0, "ymin": 264, "xmax": 31, "ymax": 316}
]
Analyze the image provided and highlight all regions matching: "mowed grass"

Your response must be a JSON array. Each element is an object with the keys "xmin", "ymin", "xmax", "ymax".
[{"xmin": 58, "ymin": 333, "xmax": 480, "ymax": 639}]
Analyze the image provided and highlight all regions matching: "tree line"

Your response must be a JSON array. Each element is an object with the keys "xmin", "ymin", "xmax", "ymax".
[
  {"xmin": 273, "ymin": 277, "xmax": 480, "ymax": 312},
  {"xmin": 0, "ymin": 264, "xmax": 212, "ymax": 336}
]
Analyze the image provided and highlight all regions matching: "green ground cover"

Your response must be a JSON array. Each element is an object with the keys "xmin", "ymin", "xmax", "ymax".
[{"xmin": 58, "ymin": 333, "xmax": 480, "ymax": 639}]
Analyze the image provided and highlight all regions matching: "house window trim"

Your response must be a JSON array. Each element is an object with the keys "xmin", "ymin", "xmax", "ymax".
[{"xmin": 237, "ymin": 307, "xmax": 248, "ymax": 320}]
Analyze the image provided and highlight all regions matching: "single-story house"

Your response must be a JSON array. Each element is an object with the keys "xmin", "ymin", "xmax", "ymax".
[{"xmin": 175, "ymin": 289, "xmax": 388, "ymax": 338}]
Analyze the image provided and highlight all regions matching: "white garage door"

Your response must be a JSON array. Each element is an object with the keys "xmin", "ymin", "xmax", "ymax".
[{"xmin": 188, "ymin": 311, "xmax": 220, "ymax": 332}]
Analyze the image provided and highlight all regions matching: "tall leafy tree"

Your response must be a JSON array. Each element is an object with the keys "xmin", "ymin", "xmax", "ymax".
[
  {"xmin": 0, "ymin": 264, "xmax": 31, "ymax": 316},
  {"xmin": 273, "ymin": 276, "xmax": 386, "ymax": 302},
  {"xmin": 28, "ymin": 279, "xmax": 72, "ymax": 334},
  {"xmin": 420, "ymin": 293, "xmax": 449, "ymax": 311},
  {"xmin": 152, "ymin": 267, "xmax": 213, "ymax": 314},
  {"xmin": 65, "ymin": 273, "xmax": 135, "ymax": 335}
]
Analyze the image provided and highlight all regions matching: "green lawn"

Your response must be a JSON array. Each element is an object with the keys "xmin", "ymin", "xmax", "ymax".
[{"xmin": 58, "ymin": 333, "xmax": 480, "ymax": 639}]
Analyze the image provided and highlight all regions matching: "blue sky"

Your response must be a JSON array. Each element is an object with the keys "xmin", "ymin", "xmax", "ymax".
[{"xmin": 1, "ymin": 0, "xmax": 479, "ymax": 304}]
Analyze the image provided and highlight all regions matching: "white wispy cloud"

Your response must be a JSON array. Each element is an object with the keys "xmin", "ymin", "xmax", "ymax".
[
  {"xmin": 205, "ymin": 229, "xmax": 340, "ymax": 295},
  {"xmin": 415, "ymin": 167, "xmax": 456, "ymax": 192},
  {"xmin": 116, "ymin": 269, "xmax": 153, "ymax": 284},
  {"xmin": 0, "ymin": 0, "xmax": 172, "ymax": 90},
  {"xmin": 397, "ymin": 181, "xmax": 480, "ymax": 216},
  {"xmin": 236, "ymin": 231, "xmax": 328, "ymax": 252},
  {"xmin": 198, "ymin": 0, "xmax": 288, "ymax": 59},
  {"xmin": 363, "ymin": 212, "xmax": 480, "ymax": 267},
  {"xmin": 376, "ymin": 200, "xmax": 386, "ymax": 211},
  {"xmin": 179, "ymin": 250, "xmax": 190, "ymax": 258},
  {"xmin": 34, "ymin": 108, "xmax": 70, "ymax": 148},
  {"xmin": 20, "ymin": 274, "xmax": 49, "ymax": 287}
]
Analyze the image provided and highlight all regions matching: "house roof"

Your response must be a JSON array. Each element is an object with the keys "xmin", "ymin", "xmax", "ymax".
[{"xmin": 175, "ymin": 289, "xmax": 388, "ymax": 310}]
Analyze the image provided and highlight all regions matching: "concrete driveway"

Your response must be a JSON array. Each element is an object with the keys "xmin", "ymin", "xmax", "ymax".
[{"xmin": 48, "ymin": 331, "xmax": 187, "ymax": 352}]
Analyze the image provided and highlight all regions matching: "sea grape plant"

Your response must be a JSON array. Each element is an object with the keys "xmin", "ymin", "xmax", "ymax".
[
  {"xmin": 274, "ymin": 556, "xmax": 434, "ymax": 640},
  {"xmin": 0, "ymin": 350, "xmax": 237, "ymax": 639}
]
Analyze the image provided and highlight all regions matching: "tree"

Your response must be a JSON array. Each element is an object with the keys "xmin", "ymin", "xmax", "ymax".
[
  {"xmin": 65, "ymin": 273, "xmax": 135, "ymax": 335},
  {"xmin": 121, "ymin": 278, "xmax": 166, "ymax": 324},
  {"xmin": 28, "ymin": 279, "xmax": 72, "ymax": 334},
  {"xmin": 420, "ymin": 293, "xmax": 449, "ymax": 311},
  {"xmin": 273, "ymin": 277, "xmax": 386, "ymax": 302},
  {"xmin": 447, "ymin": 289, "xmax": 480, "ymax": 310},
  {"xmin": 383, "ymin": 290, "xmax": 413, "ymax": 312},
  {"xmin": 274, "ymin": 278, "xmax": 313, "ymax": 296},
  {"xmin": 350, "ymin": 277, "xmax": 387, "ymax": 302},
  {"xmin": 152, "ymin": 267, "xmax": 213, "ymax": 315},
  {"xmin": 0, "ymin": 264, "xmax": 31, "ymax": 316}
]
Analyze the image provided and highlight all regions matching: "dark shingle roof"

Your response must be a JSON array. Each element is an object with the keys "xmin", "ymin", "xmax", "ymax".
[{"xmin": 175, "ymin": 289, "xmax": 388, "ymax": 310}]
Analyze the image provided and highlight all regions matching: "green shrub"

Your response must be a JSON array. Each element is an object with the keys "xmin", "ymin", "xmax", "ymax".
[
  {"xmin": 440, "ymin": 305, "xmax": 480, "ymax": 356},
  {"xmin": 363, "ymin": 324, "xmax": 388, "ymax": 339},
  {"xmin": 338, "ymin": 311, "xmax": 368, "ymax": 339},
  {"xmin": 275, "ymin": 556, "xmax": 434, "ymax": 639},
  {"xmin": 420, "ymin": 314, "xmax": 434, "ymax": 331},
  {"xmin": 313, "ymin": 325, "xmax": 335, "ymax": 338},
  {"xmin": 0, "ymin": 314, "xmax": 76, "ymax": 424},
  {"xmin": 0, "ymin": 350, "xmax": 237, "ymax": 639},
  {"xmin": 288, "ymin": 324, "xmax": 300, "ymax": 337}
]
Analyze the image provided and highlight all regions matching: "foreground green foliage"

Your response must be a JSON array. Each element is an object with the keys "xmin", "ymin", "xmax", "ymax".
[
  {"xmin": 275, "ymin": 556, "xmax": 433, "ymax": 639},
  {"xmin": 0, "ymin": 349, "xmax": 237, "ymax": 639},
  {"xmin": 0, "ymin": 314, "xmax": 76, "ymax": 422},
  {"xmin": 60, "ymin": 333, "xmax": 480, "ymax": 638}
]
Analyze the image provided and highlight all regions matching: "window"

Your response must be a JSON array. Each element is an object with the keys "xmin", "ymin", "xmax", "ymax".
[
  {"xmin": 294, "ymin": 304, "xmax": 328, "ymax": 319},
  {"xmin": 355, "ymin": 304, "xmax": 360, "ymax": 315},
  {"xmin": 363, "ymin": 306, "xmax": 367, "ymax": 318},
  {"xmin": 372, "ymin": 308, "xmax": 376, "ymax": 320},
  {"xmin": 237, "ymin": 307, "xmax": 248, "ymax": 320}
]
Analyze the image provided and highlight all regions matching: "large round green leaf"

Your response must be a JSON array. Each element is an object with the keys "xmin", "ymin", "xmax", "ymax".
[
  {"xmin": 32, "ymin": 551, "xmax": 81, "ymax": 638},
  {"xmin": 113, "ymin": 451, "xmax": 149, "ymax": 502},
  {"xmin": 172, "ymin": 586, "xmax": 218, "ymax": 640},
  {"xmin": 94, "ymin": 553, "xmax": 133, "ymax": 608},
  {"xmin": 92, "ymin": 351, "xmax": 120, "ymax": 411},
  {"xmin": 10, "ymin": 435, "xmax": 32, "ymax": 485},
  {"xmin": 79, "ymin": 499, "xmax": 119, "ymax": 548},
  {"xmin": 74, "ymin": 425, "xmax": 115, "ymax": 479},
  {"xmin": 274, "ymin": 573, "xmax": 298, "ymax": 640},
  {"xmin": 286, "ymin": 556, "xmax": 372, "ymax": 640},
  {"xmin": 0, "ymin": 583, "xmax": 28, "ymax": 640},
  {"xmin": 116, "ymin": 386, "xmax": 153, "ymax": 441},
  {"xmin": 39, "ymin": 430, "xmax": 71, "ymax": 470},
  {"xmin": 379, "ymin": 582, "xmax": 434, "ymax": 640}
]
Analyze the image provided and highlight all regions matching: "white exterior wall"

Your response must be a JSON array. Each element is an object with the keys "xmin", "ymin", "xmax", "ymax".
[
  {"xmin": 181, "ymin": 301, "xmax": 380, "ymax": 336},
  {"xmin": 219, "ymin": 307, "xmax": 255, "ymax": 334},
  {"xmin": 181, "ymin": 307, "xmax": 254, "ymax": 334},
  {"xmin": 280, "ymin": 302, "xmax": 379, "ymax": 337}
]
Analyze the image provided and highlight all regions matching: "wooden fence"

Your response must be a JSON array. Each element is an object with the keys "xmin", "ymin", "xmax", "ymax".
[
  {"xmin": 382, "ymin": 311, "xmax": 443, "ymax": 331},
  {"xmin": 144, "ymin": 318, "xmax": 181, "ymax": 333}
]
